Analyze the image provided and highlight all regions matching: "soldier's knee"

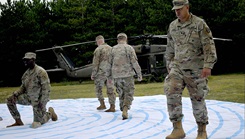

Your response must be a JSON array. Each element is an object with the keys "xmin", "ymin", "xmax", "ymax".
[{"xmin": 107, "ymin": 91, "xmax": 115, "ymax": 95}]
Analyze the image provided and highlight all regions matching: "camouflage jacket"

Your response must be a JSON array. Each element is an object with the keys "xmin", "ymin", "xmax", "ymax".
[
  {"xmin": 91, "ymin": 43, "xmax": 112, "ymax": 78},
  {"xmin": 16, "ymin": 64, "xmax": 51, "ymax": 103},
  {"xmin": 107, "ymin": 41, "xmax": 142, "ymax": 78},
  {"xmin": 165, "ymin": 13, "xmax": 217, "ymax": 70}
]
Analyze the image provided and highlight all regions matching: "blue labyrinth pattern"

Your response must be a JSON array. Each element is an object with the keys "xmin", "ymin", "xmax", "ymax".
[{"xmin": 0, "ymin": 95, "xmax": 244, "ymax": 139}]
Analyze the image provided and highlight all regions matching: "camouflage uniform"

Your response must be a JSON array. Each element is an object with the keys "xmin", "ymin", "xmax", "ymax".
[
  {"xmin": 6, "ymin": 64, "xmax": 52, "ymax": 124},
  {"xmin": 91, "ymin": 43, "xmax": 116, "ymax": 105},
  {"xmin": 164, "ymin": 13, "xmax": 217, "ymax": 124},
  {"xmin": 108, "ymin": 41, "xmax": 142, "ymax": 111}
]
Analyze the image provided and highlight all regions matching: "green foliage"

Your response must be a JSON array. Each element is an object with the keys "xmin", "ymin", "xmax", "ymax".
[{"xmin": 0, "ymin": 0, "xmax": 244, "ymax": 86}]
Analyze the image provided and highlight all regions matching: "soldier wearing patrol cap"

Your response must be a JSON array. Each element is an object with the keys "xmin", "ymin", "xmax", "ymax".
[
  {"xmin": 107, "ymin": 32, "xmax": 142, "ymax": 120},
  {"xmin": 171, "ymin": 0, "xmax": 189, "ymax": 10},
  {"xmin": 164, "ymin": 0, "xmax": 217, "ymax": 139},
  {"xmin": 91, "ymin": 35, "xmax": 116, "ymax": 112},
  {"xmin": 117, "ymin": 32, "xmax": 127, "ymax": 38},
  {"xmin": 6, "ymin": 52, "xmax": 58, "ymax": 128},
  {"xmin": 23, "ymin": 52, "xmax": 36, "ymax": 59}
]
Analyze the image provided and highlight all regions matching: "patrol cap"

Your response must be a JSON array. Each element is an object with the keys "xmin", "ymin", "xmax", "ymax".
[
  {"xmin": 23, "ymin": 52, "xmax": 36, "ymax": 59},
  {"xmin": 172, "ymin": 0, "xmax": 189, "ymax": 10},
  {"xmin": 117, "ymin": 33, "xmax": 127, "ymax": 39},
  {"xmin": 95, "ymin": 35, "xmax": 104, "ymax": 41}
]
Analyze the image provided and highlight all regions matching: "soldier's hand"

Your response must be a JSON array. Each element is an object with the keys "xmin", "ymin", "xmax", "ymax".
[
  {"xmin": 201, "ymin": 68, "xmax": 211, "ymax": 78},
  {"xmin": 137, "ymin": 76, "xmax": 142, "ymax": 81},
  {"xmin": 91, "ymin": 76, "xmax": 94, "ymax": 80}
]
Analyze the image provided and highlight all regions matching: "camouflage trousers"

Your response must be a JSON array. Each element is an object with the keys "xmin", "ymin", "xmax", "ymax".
[
  {"xmin": 114, "ymin": 76, "xmax": 135, "ymax": 111},
  {"xmin": 6, "ymin": 93, "xmax": 51, "ymax": 124},
  {"xmin": 164, "ymin": 67, "xmax": 209, "ymax": 124},
  {"xmin": 94, "ymin": 75, "xmax": 116, "ymax": 104}
]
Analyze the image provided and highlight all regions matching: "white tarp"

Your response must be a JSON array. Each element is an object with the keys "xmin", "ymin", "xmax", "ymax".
[{"xmin": 0, "ymin": 95, "xmax": 244, "ymax": 139}]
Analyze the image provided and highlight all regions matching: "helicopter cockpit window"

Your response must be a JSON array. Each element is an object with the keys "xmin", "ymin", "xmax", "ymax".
[
  {"xmin": 151, "ymin": 38, "xmax": 167, "ymax": 45},
  {"xmin": 155, "ymin": 54, "xmax": 165, "ymax": 68}
]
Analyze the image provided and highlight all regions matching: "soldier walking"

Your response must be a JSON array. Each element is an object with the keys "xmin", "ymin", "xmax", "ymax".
[
  {"xmin": 91, "ymin": 35, "xmax": 116, "ymax": 112},
  {"xmin": 164, "ymin": 0, "xmax": 217, "ymax": 139},
  {"xmin": 107, "ymin": 33, "xmax": 142, "ymax": 120}
]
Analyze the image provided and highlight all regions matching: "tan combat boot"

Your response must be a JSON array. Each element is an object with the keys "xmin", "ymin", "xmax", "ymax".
[
  {"xmin": 122, "ymin": 106, "xmax": 128, "ymax": 120},
  {"xmin": 32, "ymin": 121, "xmax": 41, "ymax": 128},
  {"xmin": 6, "ymin": 118, "xmax": 24, "ymax": 128},
  {"xmin": 166, "ymin": 121, "xmax": 186, "ymax": 139},
  {"xmin": 105, "ymin": 104, "xmax": 115, "ymax": 112},
  {"xmin": 196, "ymin": 123, "xmax": 207, "ymax": 139},
  {"xmin": 49, "ymin": 107, "xmax": 58, "ymax": 121},
  {"xmin": 97, "ymin": 100, "xmax": 106, "ymax": 110}
]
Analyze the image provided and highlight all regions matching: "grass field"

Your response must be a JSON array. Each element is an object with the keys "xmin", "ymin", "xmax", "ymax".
[{"xmin": 0, "ymin": 73, "xmax": 244, "ymax": 104}]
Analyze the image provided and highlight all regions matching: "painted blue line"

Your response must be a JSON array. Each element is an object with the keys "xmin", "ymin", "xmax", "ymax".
[
  {"xmin": 142, "ymin": 109, "xmax": 168, "ymax": 139},
  {"xmin": 1, "ymin": 97, "xmax": 244, "ymax": 139},
  {"xmin": 207, "ymin": 107, "xmax": 223, "ymax": 138},
  {"xmin": 91, "ymin": 112, "xmax": 132, "ymax": 139},
  {"xmin": 117, "ymin": 110, "xmax": 149, "ymax": 139},
  {"xmin": 102, "ymin": 113, "xmax": 131, "ymax": 131},
  {"xmin": 31, "ymin": 113, "xmax": 101, "ymax": 138},
  {"xmin": 98, "ymin": 113, "xmax": 120, "ymax": 132},
  {"xmin": 219, "ymin": 105, "xmax": 244, "ymax": 139}
]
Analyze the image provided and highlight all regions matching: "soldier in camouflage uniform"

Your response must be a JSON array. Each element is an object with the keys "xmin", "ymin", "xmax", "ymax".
[
  {"xmin": 164, "ymin": 0, "xmax": 217, "ymax": 139},
  {"xmin": 91, "ymin": 35, "xmax": 116, "ymax": 112},
  {"xmin": 6, "ymin": 52, "xmax": 58, "ymax": 128},
  {"xmin": 107, "ymin": 33, "xmax": 142, "ymax": 120}
]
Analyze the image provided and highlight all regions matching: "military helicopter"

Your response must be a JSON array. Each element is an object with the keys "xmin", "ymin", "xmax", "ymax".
[
  {"xmin": 35, "ymin": 34, "xmax": 232, "ymax": 82},
  {"xmin": 36, "ymin": 41, "xmax": 95, "ymax": 79}
]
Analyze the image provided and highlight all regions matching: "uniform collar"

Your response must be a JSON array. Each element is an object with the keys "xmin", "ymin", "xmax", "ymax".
[
  {"xmin": 27, "ymin": 64, "xmax": 37, "ymax": 75},
  {"xmin": 118, "ymin": 41, "xmax": 127, "ymax": 44},
  {"xmin": 99, "ymin": 43, "xmax": 107, "ymax": 47},
  {"xmin": 177, "ymin": 13, "xmax": 193, "ymax": 27}
]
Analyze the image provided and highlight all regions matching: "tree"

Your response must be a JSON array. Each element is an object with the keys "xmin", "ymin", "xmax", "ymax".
[{"xmin": 0, "ymin": 0, "xmax": 244, "ymax": 86}]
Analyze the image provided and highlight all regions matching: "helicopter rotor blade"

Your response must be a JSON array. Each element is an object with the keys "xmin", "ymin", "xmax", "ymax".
[
  {"xmin": 152, "ymin": 35, "xmax": 168, "ymax": 38},
  {"xmin": 36, "ymin": 40, "xmax": 97, "ymax": 52},
  {"xmin": 35, "ymin": 47, "xmax": 54, "ymax": 52},
  {"xmin": 128, "ymin": 34, "xmax": 168, "ymax": 39},
  {"xmin": 58, "ymin": 40, "xmax": 96, "ymax": 48},
  {"xmin": 35, "ymin": 35, "xmax": 231, "ymax": 53},
  {"xmin": 104, "ymin": 38, "xmax": 117, "ymax": 41},
  {"xmin": 213, "ymin": 38, "xmax": 232, "ymax": 41},
  {"xmin": 36, "ymin": 37, "xmax": 121, "ymax": 52}
]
